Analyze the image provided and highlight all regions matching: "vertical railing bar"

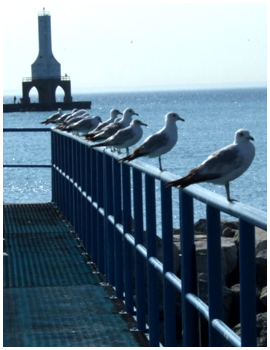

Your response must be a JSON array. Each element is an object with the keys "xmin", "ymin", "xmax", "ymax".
[
  {"xmin": 145, "ymin": 174, "xmax": 159, "ymax": 346},
  {"xmin": 132, "ymin": 168, "xmax": 147, "ymax": 331},
  {"xmin": 160, "ymin": 184, "xmax": 176, "ymax": 346},
  {"xmin": 104, "ymin": 153, "xmax": 115, "ymax": 285},
  {"xmin": 206, "ymin": 204, "xmax": 224, "ymax": 346},
  {"xmin": 67, "ymin": 137, "xmax": 73, "ymax": 223},
  {"xmin": 122, "ymin": 163, "xmax": 134, "ymax": 314},
  {"xmin": 85, "ymin": 146, "xmax": 92, "ymax": 255},
  {"xmin": 90, "ymin": 149, "xmax": 98, "ymax": 264},
  {"xmin": 96, "ymin": 151, "xmax": 105, "ymax": 274},
  {"xmin": 180, "ymin": 190, "xmax": 200, "ymax": 347},
  {"xmin": 239, "ymin": 219, "xmax": 257, "ymax": 347},
  {"xmin": 51, "ymin": 130, "xmax": 56, "ymax": 203},
  {"xmin": 80, "ymin": 143, "xmax": 87, "ymax": 244},
  {"xmin": 113, "ymin": 157, "xmax": 124, "ymax": 299}
]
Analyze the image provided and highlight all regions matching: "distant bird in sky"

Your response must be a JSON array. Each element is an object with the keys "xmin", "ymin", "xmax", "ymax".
[
  {"xmin": 165, "ymin": 129, "xmax": 255, "ymax": 202},
  {"xmin": 86, "ymin": 108, "xmax": 139, "ymax": 142},
  {"xmin": 40, "ymin": 108, "xmax": 63, "ymax": 124},
  {"xmin": 89, "ymin": 119, "xmax": 148, "ymax": 155},
  {"xmin": 119, "ymin": 112, "xmax": 184, "ymax": 171}
]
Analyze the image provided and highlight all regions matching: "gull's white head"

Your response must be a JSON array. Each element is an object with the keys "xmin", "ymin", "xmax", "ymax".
[
  {"xmin": 165, "ymin": 112, "xmax": 185, "ymax": 123},
  {"xmin": 110, "ymin": 109, "xmax": 123, "ymax": 118},
  {"xmin": 235, "ymin": 129, "xmax": 254, "ymax": 144},
  {"xmin": 123, "ymin": 108, "xmax": 139, "ymax": 118},
  {"xmin": 131, "ymin": 119, "xmax": 148, "ymax": 127}
]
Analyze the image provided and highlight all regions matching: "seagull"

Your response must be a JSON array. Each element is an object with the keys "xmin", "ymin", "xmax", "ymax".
[
  {"xmin": 55, "ymin": 113, "xmax": 90, "ymax": 130},
  {"xmin": 65, "ymin": 116, "xmax": 102, "ymax": 134},
  {"xmin": 40, "ymin": 108, "xmax": 63, "ymax": 124},
  {"xmin": 119, "ymin": 112, "xmax": 184, "ymax": 171},
  {"xmin": 50, "ymin": 109, "xmax": 78, "ymax": 124},
  {"xmin": 89, "ymin": 119, "xmax": 148, "ymax": 155},
  {"xmin": 86, "ymin": 108, "xmax": 139, "ymax": 142},
  {"xmin": 84, "ymin": 109, "xmax": 122, "ymax": 138},
  {"xmin": 165, "ymin": 129, "xmax": 255, "ymax": 202}
]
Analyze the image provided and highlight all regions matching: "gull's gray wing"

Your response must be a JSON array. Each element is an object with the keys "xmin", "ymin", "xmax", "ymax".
[
  {"xmin": 139, "ymin": 132, "xmax": 169, "ymax": 154},
  {"xmin": 105, "ymin": 127, "xmax": 134, "ymax": 146},
  {"xmin": 198, "ymin": 144, "xmax": 243, "ymax": 178}
]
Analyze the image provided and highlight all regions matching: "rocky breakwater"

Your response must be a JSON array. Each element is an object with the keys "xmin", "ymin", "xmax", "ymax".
[{"xmin": 170, "ymin": 219, "xmax": 267, "ymax": 346}]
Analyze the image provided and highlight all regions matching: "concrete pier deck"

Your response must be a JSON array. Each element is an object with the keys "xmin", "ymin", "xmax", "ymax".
[{"xmin": 3, "ymin": 203, "xmax": 148, "ymax": 347}]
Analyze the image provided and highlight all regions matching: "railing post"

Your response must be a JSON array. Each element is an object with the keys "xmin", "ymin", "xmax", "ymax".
[
  {"xmin": 103, "ymin": 153, "xmax": 114, "ymax": 285},
  {"xmin": 239, "ymin": 219, "xmax": 257, "ymax": 347},
  {"xmin": 122, "ymin": 163, "xmax": 134, "ymax": 314},
  {"xmin": 132, "ymin": 168, "xmax": 146, "ymax": 331},
  {"xmin": 85, "ymin": 146, "xmax": 92, "ymax": 255},
  {"xmin": 206, "ymin": 204, "xmax": 224, "ymax": 346},
  {"xmin": 90, "ymin": 148, "xmax": 98, "ymax": 264},
  {"xmin": 96, "ymin": 151, "xmax": 105, "ymax": 274},
  {"xmin": 51, "ymin": 130, "xmax": 56, "ymax": 203},
  {"xmin": 180, "ymin": 190, "xmax": 199, "ymax": 347},
  {"xmin": 161, "ymin": 184, "xmax": 176, "ymax": 346},
  {"xmin": 145, "ymin": 174, "xmax": 159, "ymax": 346},
  {"xmin": 112, "ymin": 158, "xmax": 124, "ymax": 299}
]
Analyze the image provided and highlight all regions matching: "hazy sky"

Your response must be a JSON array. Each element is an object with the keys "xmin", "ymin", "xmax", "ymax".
[{"xmin": 2, "ymin": 1, "xmax": 267, "ymax": 94}]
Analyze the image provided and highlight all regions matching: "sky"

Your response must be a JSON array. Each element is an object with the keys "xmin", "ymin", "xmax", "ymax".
[{"xmin": 2, "ymin": 1, "xmax": 268, "ymax": 95}]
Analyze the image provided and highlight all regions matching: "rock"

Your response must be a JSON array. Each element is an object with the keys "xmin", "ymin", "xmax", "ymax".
[
  {"xmin": 194, "ymin": 236, "xmax": 237, "ymax": 278},
  {"xmin": 229, "ymin": 312, "xmax": 267, "ymax": 347},
  {"xmin": 256, "ymin": 250, "xmax": 267, "ymax": 288},
  {"xmin": 222, "ymin": 226, "xmax": 237, "ymax": 238},
  {"xmin": 260, "ymin": 286, "xmax": 267, "ymax": 307},
  {"xmin": 194, "ymin": 219, "xmax": 238, "ymax": 236},
  {"xmin": 255, "ymin": 228, "xmax": 267, "ymax": 255},
  {"xmin": 256, "ymin": 312, "xmax": 267, "ymax": 347}
]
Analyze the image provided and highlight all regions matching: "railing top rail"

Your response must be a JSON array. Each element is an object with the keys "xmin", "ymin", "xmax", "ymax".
[{"xmin": 52, "ymin": 128, "xmax": 267, "ymax": 231}]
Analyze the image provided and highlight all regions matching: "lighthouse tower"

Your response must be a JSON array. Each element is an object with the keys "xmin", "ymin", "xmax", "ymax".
[
  {"xmin": 31, "ymin": 10, "xmax": 61, "ymax": 79},
  {"xmin": 21, "ymin": 10, "xmax": 72, "ymax": 105}
]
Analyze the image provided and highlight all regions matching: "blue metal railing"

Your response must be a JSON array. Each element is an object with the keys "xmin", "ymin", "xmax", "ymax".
[
  {"xmin": 51, "ymin": 129, "xmax": 267, "ymax": 347},
  {"xmin": 4, "ymin": 128, "xmax": 267, "ymax": 346}
]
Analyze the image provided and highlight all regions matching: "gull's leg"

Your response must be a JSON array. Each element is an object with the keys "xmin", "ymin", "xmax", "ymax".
[
  {"xmin": 225, "ymin": 183, "xmax": 238, "ymax": 202},
  {"xmin": 159, "ymin": 156, "xmax": 164, "ymax": 172},
  {"xmin": 126, "ymin": 147, "xmax": 129, "ymax": 156}
]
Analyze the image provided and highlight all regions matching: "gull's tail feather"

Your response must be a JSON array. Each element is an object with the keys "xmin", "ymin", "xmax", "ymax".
[
  {"xmin": 165, "ymin": 166, "xmax": 218, "ymax": 188},
  {"xmin": 88, "ymin": 141, "xmax": 105, "ymax": 149},
  {"xmin": 165, "ymin": 174, "xmax": 195, "ymax": 189},
  {"xmin": 118, "ymin": 147, "xmax": 142, "ymax": 163}
]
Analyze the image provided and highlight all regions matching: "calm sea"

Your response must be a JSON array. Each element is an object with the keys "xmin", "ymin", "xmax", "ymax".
[{"xmin": 3, "ymin": 87, "xmax": 267, "ymax": 226}]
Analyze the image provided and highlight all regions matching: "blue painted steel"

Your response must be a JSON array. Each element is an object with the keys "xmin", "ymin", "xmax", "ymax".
[
  {"xmin": 5, "ymin": 128, "xmax": 266, "ymax": 347},
  {"xmin": 145, "ymin": 174, "xmax": 160, "ymax": 347},
  {"xmin": 206, "ymin": 205, "xmax": 224, "ymax": 347},
  {"xmin": 160, "ymin": 185, "xmax": 176, "ymax": 346},
  {"xmin": 122, "ymin": 163, "xmax": 134, "ymax": 314},
  {"xmin": 132, "ymin": 168, "xmax": 147, "ymax": 332},
  {"xmin": 112, "ymin": 157, "xmax": 124, "ymax": 299},
  {"xmin": 239, "ymin": 219, "xmax": 257, "ymax": 347},
  {"xmin": 179, "ymin": 191, "xmax": 200, "ymax": 347}
]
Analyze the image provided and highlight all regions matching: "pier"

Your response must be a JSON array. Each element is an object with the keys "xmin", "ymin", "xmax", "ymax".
[
  {"xmin": 3, "ymin": 203, "xmax": 147, "ymax": 347},
  {"xmin": 3, "ymin": 128, "xmax": 267, "ymax": 347}
]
